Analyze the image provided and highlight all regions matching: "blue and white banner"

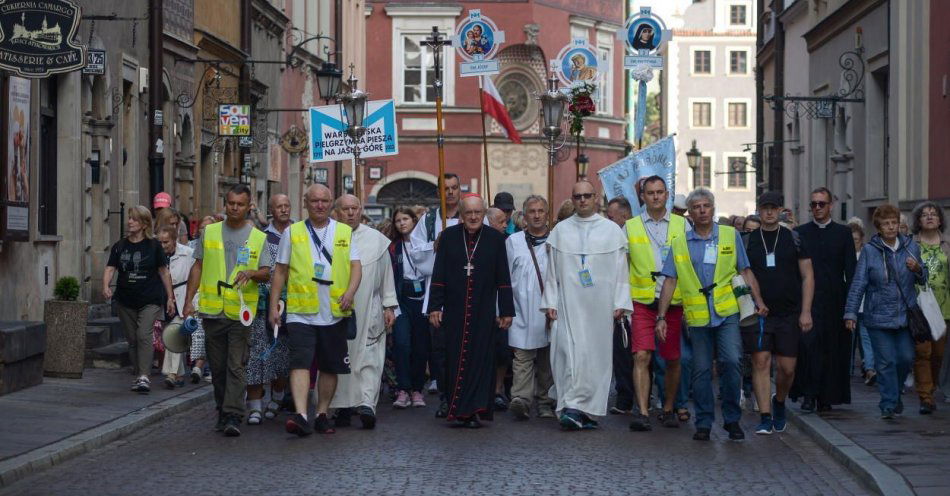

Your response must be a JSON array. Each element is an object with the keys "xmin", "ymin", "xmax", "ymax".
[
  {"xmin": 308, "ymin": 99, "xmax": 398, "ymax": 163},
  {"xmin": 597, "ymin": 136, "xmax": 676, "ymax": 216}
]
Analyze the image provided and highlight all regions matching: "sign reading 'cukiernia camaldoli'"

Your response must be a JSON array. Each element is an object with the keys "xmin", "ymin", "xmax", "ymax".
[{"xmin": 0, "ymin": 0, "xmax": 86, "ymax": 78}]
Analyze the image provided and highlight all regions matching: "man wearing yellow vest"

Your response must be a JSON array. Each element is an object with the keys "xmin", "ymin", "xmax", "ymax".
[
  {"xmin": 269, "ymin": 184, "xmax": 361, "ymax": 436},
  {"xmin": 655, "ymin": 188, "xmax": 768, "ymax": 442},
  {"xmin": 625, "ymin": 176, "xmax": 689, "ymax": 432},
  {"xmin": 183, "ymin": 184, "xmax": 273, "ymax": 437}
]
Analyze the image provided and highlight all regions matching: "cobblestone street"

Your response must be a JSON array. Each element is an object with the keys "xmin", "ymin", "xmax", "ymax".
[{"xmin": 1, "ymin": 396, "xmax": 870, "ymax": 496}]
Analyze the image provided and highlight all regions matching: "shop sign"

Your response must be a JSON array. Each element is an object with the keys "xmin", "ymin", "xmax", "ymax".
[{"xmin": 0, "ymin": 0, "xmax": 87, "ymax": 77}]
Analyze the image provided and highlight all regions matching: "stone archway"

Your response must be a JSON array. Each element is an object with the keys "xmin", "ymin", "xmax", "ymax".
[
  {"xmin": 369, "ymin": 170, "xmax": 439, "ymax": 203},
  {"xmin": 375, "ymin": 177, "xmax": 439, "ymax": 208}
]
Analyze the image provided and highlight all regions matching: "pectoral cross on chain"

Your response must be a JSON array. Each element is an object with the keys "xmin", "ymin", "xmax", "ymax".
[{"xmin": 464, "ymin": 262, "xmax": 474, "ymax": 277}]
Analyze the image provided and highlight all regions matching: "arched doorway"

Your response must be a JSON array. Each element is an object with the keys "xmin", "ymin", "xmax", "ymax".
[{"xmin": 376, "ymin": 178, "xmax": 439, "ymax": 208}]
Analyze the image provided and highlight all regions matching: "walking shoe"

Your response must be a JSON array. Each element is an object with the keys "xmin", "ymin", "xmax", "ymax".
[
  {"xmin": 609, "ymin": 406, "xmax": 632, "ymax": 415},
  {"xmin": 559, "ymin": 410, "xmax": 584, "ymax": 431},
  {"xmin": 435, "ymin": 400, "xmax": 449, "ymax": 418},
  {"xmin": 920, "ymin": 401, "xmax": 936, "ymax": 415},
  {"xmin": 132, "ymin": 376, "xmax": 150, "ymax": 393},
  {"xmin": 580, "ymin": 413, "xmax": 599, "ymax": 430},
  {"xmin": 393, "ymin": 390, "xmax": 410, "ymax": 409},
  {"xmin": 657, "ymin": 411, "xmax": 680, "ymax": 428},
  {"xmin": 724, "ymin": 422, "xmax": 745, "ymax": 441},
  {"xmin": 247, "ymin": 409, "xmax": 262, "ymax": 426},
  {"xmin": 894, "ymin": 399, "xmax": 904, "ymax": 415},
  {"xmin": 509, "ymin": 397, "xmax": 530, "ymax": 420},
  {"xmin": 464, "ymin": 417, "xmax": 483, "ymax": 429},
  {"xmin": 864, "ymin": 370, "xmax": 877, "ymax": 386},
  {"xmin": 334, "ymin": 408, "xmax": 353, "ymax": 428},
  {"xmin": 191, "ymin": 366, "xmax": 202, "ymax": 384},
  {"xmin": 628, "ymin": 412, "xmax": 652, "ymax": 432},
  {"xmin": 537, "ymin": 404, "xmax": 556, "ymax": 418},
  {"xmin": 214, "ymin": 412, "xmax": 227, "ymax": 432},
  {"xmin": 285, "ymin": 413, "xmax": 313, "ymax": 437},
  {"xmin": 692, "ymin": 428, "xmax": 711, "ymax": 441},
  {"xmin": 314, "ymin": 413, "xmax": 335, "ymax": 434},
  {"xmin": 223, "ymin": 416, "xmax": 241, "ymax": 437},
  {"xmin": 772, "ymin": 396, "xmax": 788, "ymax": 433},
  {"xmin": 357, "ymin": 406, "xmax": 377, "ymax": 429},
  {"xmin": 493, "ymin": 393, "xmax": 509, "ymax": 411},
  {"xmin": 427, "ymin": 380, "xmax": 439, "ymax": 395},
  {"xmin": 755, "ymin": 416, "xmax": 774, "ymax": 435},
  {"xmin": 410, "ymin": 391, "xmax": 426, "ymax": 408},
  {"xmin": 881, "ymin": 408, "xmax": 895, "ymax": 420},
  {"xmin": 264, "ymin": 400, "xmax": 281, "ymax": 420},
  {"xmin": 800, "ymin": 395, "xmax": 816, "ymax": 413},
  {"xmin": 163, "ymin": 376, "xmax": 176, "ymax": 390}
]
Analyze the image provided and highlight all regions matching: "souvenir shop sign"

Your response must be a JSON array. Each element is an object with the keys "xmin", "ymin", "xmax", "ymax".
[
  {"xmin": 219, "ymin": 104, "xmax": 251, "ymax": 136},
  {"xmin": 0, "ymin": 0, "xmax": 87, "ymax": 77},
  {"xmin": 455, "ymin": 9, "xmax": 504, "ymax": 77}
]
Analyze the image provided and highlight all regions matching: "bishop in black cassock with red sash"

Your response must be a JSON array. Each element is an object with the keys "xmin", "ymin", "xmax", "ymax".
[{"xmin": 427, "ymin": 195, "xmax": 515, "ymax": 428}]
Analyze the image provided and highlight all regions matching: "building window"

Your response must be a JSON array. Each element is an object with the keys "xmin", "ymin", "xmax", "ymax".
[
  {"xmin": 401, "ymin": 35, "xmax": 438, "ymax": 104},
  {"xmin": 596, "ymin": 44, "xmax": 611, "ymax": 115},
  {"xmin": 730, "ymin": 5, "xmax": 747, "ymax": 25},
  {"xmin": 693, "ymin": 156, "xmax": 712, "ymax": 189},
  {"xmin": 692, "ymin": 102, "xmax": 712, "ymax": 128},
  {"xmin": 729, "ymin": 50, "xmax": 747, "ymax": 74},
  {"xmin": 727, "ymin": 102, "xmax": 748, "ymax": 127},
  {"xmin": 39, "ymin": 76, "xmax": 58, "ymax": 235},
  {"xmin": 693, "ymin": 50, "xmax": 711, "ymax": 74},
  {"xmin": 726, "ymin": 155, "xmax": 749, "ymax": 189}
]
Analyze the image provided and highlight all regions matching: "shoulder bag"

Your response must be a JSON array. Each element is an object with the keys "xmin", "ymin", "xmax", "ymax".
[
  {"xmin": 525, "ymin": 235, "xmax": 552, "ymax": 331},
  {"xmin": 884, "ymin": 249, "xmax": 933, "ymax": 343}
]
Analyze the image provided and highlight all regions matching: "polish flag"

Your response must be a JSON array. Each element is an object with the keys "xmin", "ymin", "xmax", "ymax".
[{"xmin": 480, "ymin": 76, "xmax": 522, "ymax": 144}]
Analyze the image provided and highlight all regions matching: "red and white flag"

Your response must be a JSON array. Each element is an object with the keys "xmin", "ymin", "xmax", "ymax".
[{"xmin": 480, "ymin": 76, "xmax": 522, "ymax": 144}]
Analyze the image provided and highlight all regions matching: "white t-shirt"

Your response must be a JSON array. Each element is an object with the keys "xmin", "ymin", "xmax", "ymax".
[{"xmin": 276, "ymin": 219, "xmax": 360, "ymax": 326}]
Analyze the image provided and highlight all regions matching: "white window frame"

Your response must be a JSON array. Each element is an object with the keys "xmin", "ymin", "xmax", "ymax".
[
  {"xmin": 688, "ymin": 97, "xmax": 715, "ymax": 129},
  {"xmin": 728, "ymin": 3, "xmax": 749, "ymax": 27},
  {"xmin": 689, "ymin": 46, "xmax": 715, "ymax": 76},
  {"xmin": 595, "ymin": 30, "xmax": 613, "ymax": 116},
  {"xmin": 689, "ymin": 152, "xmax": 716, "ymax": 190},
  {"xmin": 724, "ymin": 97, "xmax": 752, "ymax": 129},
  {"xmin": 388, "ymin": 8, "xmax": 459, "ymax": 106},
  {"xmin": 723, "ymin": 152, "xmax": 753, "ymax": 191},
  {"xmin": 726, "ymin": 46, "xmax": 751, "ymax": 76}
]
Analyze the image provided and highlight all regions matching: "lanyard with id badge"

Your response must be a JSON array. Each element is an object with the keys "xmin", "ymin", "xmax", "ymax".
[
  {"xmin": 305, "ymin": 220, "xmax": 334, "ymax": 285},
  {"xmin": 402, "ymin": 241, "xmax": 425, "ymax": 296},
  {"xmin": 579, "ymin": 254, "xmax": 594, "ymax": 288},
  {"xmin": 759, "ymin": 228, "xmax": 780, "ymax": 268}
]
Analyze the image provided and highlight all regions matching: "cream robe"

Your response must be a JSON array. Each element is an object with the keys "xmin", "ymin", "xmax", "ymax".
[
  {"xmin": 506, "ymin": 231, "xmax": 550, "ymax": 350},
  {"xmin": 330, "ymin": 225, "xmax": 398, "ymax": 412},
  {"xmin": 162, "ymin": 243, "xmax": 194, "ymax": 377},
  {"xmin": 540, "ymin": 214, "xmax": 632, "ymax": 417}
]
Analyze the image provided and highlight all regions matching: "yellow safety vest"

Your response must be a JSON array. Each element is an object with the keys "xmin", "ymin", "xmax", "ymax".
[
  {"xmin": 626, "ymin": 214, "xmax": 686, "ymax": 305},
  {"xmin": 197, "ymin": 222, "xmax": 266, "ymax": 320},
  {"xmin": 671, "ymin": 225, "xmax": 740, "ymax": 327},
  {"xmin": 285, "ymin": 220, "xmax": 353, "ymax": 317}
]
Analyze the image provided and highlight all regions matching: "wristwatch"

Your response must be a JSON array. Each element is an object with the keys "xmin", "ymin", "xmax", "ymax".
[{"xmin": 655, "ymin": 315, "xmax": 666, "ymax": 322}]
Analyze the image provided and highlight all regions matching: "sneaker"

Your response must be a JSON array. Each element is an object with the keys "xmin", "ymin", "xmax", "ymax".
[
  {"xmin": 314, "ymin": 413, "xmax": 335, "ymax": 434},
  {"xmin": 538, "ymin": 404, "xmax": 556, "ymax": 418},
  {"xmin": 357, "ymin": 406, "xmax": 376, "ymax": 429},
  {"xmin": 393, "ymin": 390, "xmax": 410, "ymax": 409},
  {"xmin": 693, "ymin": 428, "xmax": 711, "ymax": 441},
  {"xmin": 427, "ymin": 380, "xmax": 439, "ymax": 394},
  {"xmin": 629, "ymin": 412, "xmax": 652, "ymax": 432},
  {"xmin": 214, "ymin": 412, "xmax": 227, "ymax": 432},
  {"xmin": 657, "ymin": 411, "xmax": 680, "ymax": 428},
  {"xmin": 772, "ymin": 396, "xmax": 788, "ymax": 433},
  {"xmin": 191, "ymin": 366, "xmax": 202, "ymax": 384},
  {"xmin": 247, "ymin": 409, "xmax": 262, "ymax": 426},
  {"xmin": 493, "ymin": 393, "xmax": 509, "ymax": 412},
  {"xmin": 334, "ymin": 408, "xmax": 353, "ymax": 428},
  {"xmin": 920, "ymin": 402, "xmax": 936, "ymax": 415},
  {"xmin": 609, "ymin": 406, "xmax": 632, "ymax": 415},
  {"xmin": 559, "ymin": 410, "xmax": 584, "ymax": 431},
  {"xmin": 132, "ymin": 376, "xmax": 150, "ymax": 393},
  {"xmin": 509, "ymin": 397, "xmax": 530, "ymax": 420},
  {"xmin": 410, "ymin": 391, "xmax": 426, "ymax": 408},
  {"xmin": 435, "ymin": 400, "xmax": 449, "ymax": 418},
  {"xmin": 800, "ymin": 395, "xmax": 816, "ymax": 413},
  {"xmin": 580, "ymin": 413, "xmax": 599, "ymax": 430},
  {"xmin": 285, "ymin": 413, "xmax": 313, "ymax": 437},
  {"xmin": 163, "ymin": 376, "xmax": 176, "ymax": 390},
  {"xmin": 223, "ymin": 415, "xmax": 241, "ymax": 437},
  {"xmin": 881, "ymin": 408, "xmax": 895, "ymax": 420},
  {"xmin": 724, "ymin": 421, "xmax": 745, "ymax": 441},
  {"xmin": 755, "ymin": 416, "xmax": 774, "ymax": 435}
]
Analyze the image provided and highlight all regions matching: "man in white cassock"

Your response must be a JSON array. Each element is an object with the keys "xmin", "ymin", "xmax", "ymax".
[
  {"xmin": 506, "ymin": 195, "xmax": 556, "ymax": 420},
  {"xmin": 330, "ymin": 195, "xmax": 397, "ymax": 429},
  {"xmin": 541, "ymin": 181, "xmax": 632, "ymax": 430}
]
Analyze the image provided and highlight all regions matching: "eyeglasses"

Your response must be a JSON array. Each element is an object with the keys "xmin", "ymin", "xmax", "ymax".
[
  {"xmin": 572, "ymin": 193, "xmax": 594, "ymax": 200},
  {"xmin": 809, "ymin": 201, "xmax": 829, "ymax": 209}
]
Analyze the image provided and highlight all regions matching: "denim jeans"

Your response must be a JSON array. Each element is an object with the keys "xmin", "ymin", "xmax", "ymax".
[
  {"xmin": 866, "ymin": 326, "xmax": 914, "ymax": 412},
  {"xmin": 858, "ymin": 314, "xmax": 875, "ymax": 371},
  {"xmin": 690, "ymin": 314, "xmax": 742, "ymax": 429},
  {"xmin": 653, "ymin": 328, "xmax": 692, "ymax": 410},
  {"xmin": 393, "ymin": 296, "xmax": 431, "ymax": 392}
]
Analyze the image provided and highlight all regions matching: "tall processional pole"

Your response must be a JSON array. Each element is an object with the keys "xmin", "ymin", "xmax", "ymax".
[{"xmin": 422, "ymin": 27, "xmax": 452, "ymax": 228}]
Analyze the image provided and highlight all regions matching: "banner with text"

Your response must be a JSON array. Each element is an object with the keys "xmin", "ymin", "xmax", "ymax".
[
  {"xmin": 597, "ymin": 136, "xmax": 676, "ymax": 217},
  {"xmin": 308, "ymin": 99, "xmax": 398, "ymax": 163}
]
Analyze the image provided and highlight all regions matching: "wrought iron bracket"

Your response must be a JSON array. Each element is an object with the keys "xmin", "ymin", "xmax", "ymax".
[
  {"xmin": 764, "ymin": 47, "xmax": 866, "ymax": 120},
  {"xmin": 285, "ymin": 29, "xmax": 336, "ymax": 69}
]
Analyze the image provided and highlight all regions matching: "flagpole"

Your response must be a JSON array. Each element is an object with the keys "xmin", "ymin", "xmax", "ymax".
[
  {"xmin": 423, "ymin": 27, "xmax": 451, "ymax": 230},
  {"xmin": 478, "ymin": 77, "xmax": 492, "ymax": 201}
]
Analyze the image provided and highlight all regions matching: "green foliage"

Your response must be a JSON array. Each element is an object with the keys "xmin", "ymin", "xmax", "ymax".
[{"xmin": 53, "ymin": 276, "xmax": 80, "ymax": 301}]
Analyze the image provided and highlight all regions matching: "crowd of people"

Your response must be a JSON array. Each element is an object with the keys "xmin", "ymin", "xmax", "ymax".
[{"xmin": 100, "ymin": 175, "xmax": 950, "ymax": 441}]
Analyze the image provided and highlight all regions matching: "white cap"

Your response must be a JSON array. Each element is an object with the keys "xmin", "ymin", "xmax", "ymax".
[{"xmin": 673, "ymin": 194, "xmax": 687, "ymax": 210}]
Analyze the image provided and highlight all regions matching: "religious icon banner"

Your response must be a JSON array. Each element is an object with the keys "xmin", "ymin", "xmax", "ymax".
[{"xmin": 597, "ymin": 135, "xmax": 676, "ymax": 217}]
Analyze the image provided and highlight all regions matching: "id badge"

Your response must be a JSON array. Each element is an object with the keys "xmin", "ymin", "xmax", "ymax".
[
  {"xmin": 412, "ymin": 279, "xmax": 423, "ymax": 293},
  {"xmin": 236, "ymin": 246, "xmax": 250, "ymax": 265},
  {"xmin": 766, "ymin": 253, "xmax": 776, "ymax": 268},
  {"xmin": 314, "ymin": 263, "xmax": 326, "ymax": 279},
  {"xmin": 579, "ymin": 268, "xmax": 594, "ymax": 288},
  {"xmin": 703, "ymin": 244, "xmax": 718, "ymax": 265},
  {"xmin": 661, "ymin": 245, "xmax": 670, "ymax": 262}
]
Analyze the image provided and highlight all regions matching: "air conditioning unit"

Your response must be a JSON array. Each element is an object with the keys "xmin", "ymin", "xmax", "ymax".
[{"xmin": 139, "ymin": 67, "xmax": 148, "ymax": 94}]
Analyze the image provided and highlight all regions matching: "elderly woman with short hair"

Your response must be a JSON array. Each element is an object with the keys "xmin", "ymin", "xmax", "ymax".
[
  {"xmin": 911, "ymin": 201, "xmax": 950, "ymax": 414},
  {"xmin": 845, "ymin": 204, "xmax": 927, "ymax": 419}
]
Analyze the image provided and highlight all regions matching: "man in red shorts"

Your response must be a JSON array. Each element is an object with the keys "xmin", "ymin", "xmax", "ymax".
[{"xmin": 625, "ymin": 176, "xmax": 688, "ymax": 431}]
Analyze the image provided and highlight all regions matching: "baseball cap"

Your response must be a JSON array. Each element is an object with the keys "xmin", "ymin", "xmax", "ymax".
[
  {"xmin": 493, "ymin": 192, "xmax": 515, "ymax": 211},
  {"xmin": 153, "ymin": 192, "xmax": 172, "ymax": 209},
  {"xmin": 757, "ymin": 191, "xmax": 783, "ymax": 207},
  {"xmin": 673, "ymin": 194, "xmax": 687, "ymax": 210}
]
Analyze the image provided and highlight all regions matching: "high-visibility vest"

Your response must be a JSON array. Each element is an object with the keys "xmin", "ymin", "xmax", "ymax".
[
  {"xmin": 671, "ymin": 225, "xmax": 740, "ymax": 327},
  {"xmin": 285, "ymin": 220, "xmax": 353, "ymax": 317},
  {"xmin": 626, "ymin": 214, "xmax": 686, "ymax": 305},
  {"xmin": 197, "ymin": 222, "xmax": 266, "ymax": 320}
]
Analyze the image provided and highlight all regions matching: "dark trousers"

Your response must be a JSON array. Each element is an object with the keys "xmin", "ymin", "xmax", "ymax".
[
  {"xmin": 612, "ymin": 318, "xmax": 634, "ymax": 411},
  {"xmin": 393, "ymin": 297, "xmax": 431, "ymax": 392},
  {"xmin": 203, "ymin": 318, "xmax": 250, "ymax": 419},
  {"xmin": 430, "ymin": 322, "xmax": 446, "ymax": 401}
]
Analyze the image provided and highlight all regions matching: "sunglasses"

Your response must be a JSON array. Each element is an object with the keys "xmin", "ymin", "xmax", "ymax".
[
  {"xmin": 572, "ymin": 193, "xmax": 594, "ymax": 200},
  {"xmin": 809, "ymin": 201, "xmax": 829, "ymax": 209}
]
